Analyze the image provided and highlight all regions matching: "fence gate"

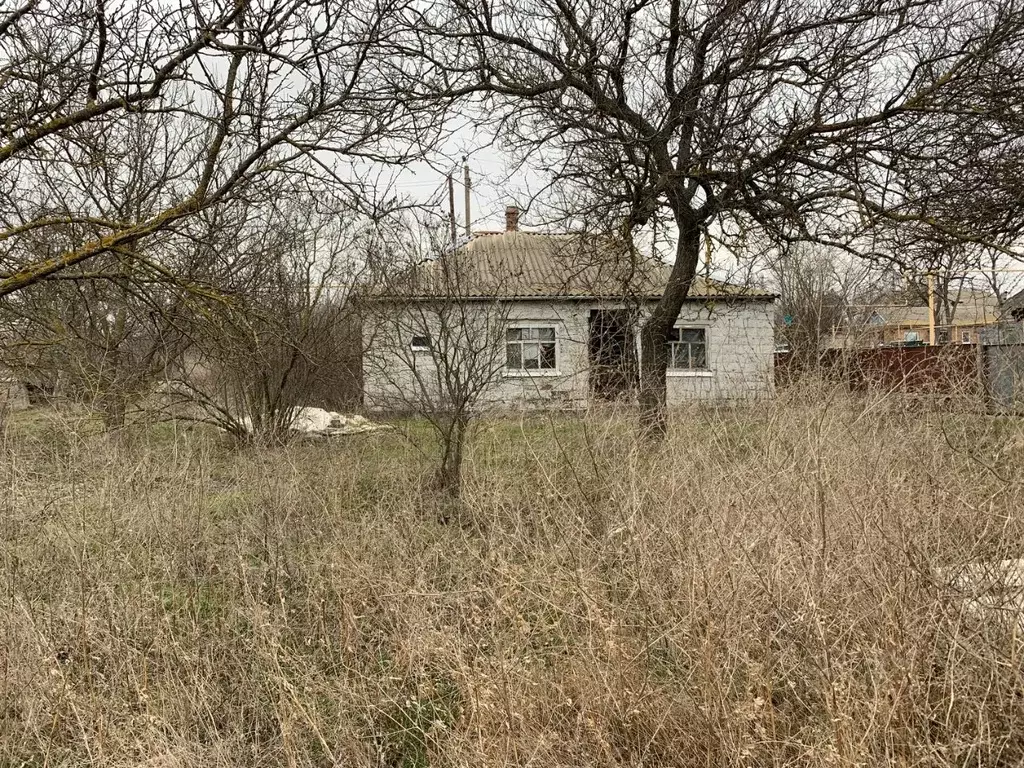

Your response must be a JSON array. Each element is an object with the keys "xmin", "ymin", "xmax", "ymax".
[{"xmin": 980, "ymin": 323, "xmax": 1024, "ymax": 414}]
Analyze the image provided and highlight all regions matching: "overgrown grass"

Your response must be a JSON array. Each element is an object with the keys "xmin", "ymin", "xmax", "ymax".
[{"xmin": 2, "ymin": 388, "xmax": 1024, "ymax": 766}]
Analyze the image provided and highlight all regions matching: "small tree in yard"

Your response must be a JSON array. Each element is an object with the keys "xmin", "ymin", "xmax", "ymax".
[
  {"xmin": 406, "ymin": 0, "xmax": 1024, "ymax": 434},
  {"xmin": 0, "ymin": 270, "xmax": 192, "ymax": 429},
  {"xmin": 167, "ymin": 197, "xmax": 365, "ymax": 443},
  {"xmin": 361, "ymin": 221, "xmax": 511, "ymax": 501},
  {"xmin": 0, "ymin": 212, "xmax": 196, "ymax": 427}
]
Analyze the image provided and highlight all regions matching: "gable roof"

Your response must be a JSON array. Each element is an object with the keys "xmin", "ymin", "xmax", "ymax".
[
  {"xmin": 376, "ymin": 231, "xmax": 775, "ymax": 301},
  {"xmin": 864, "ymin": 292, "xmax": 1000, "ymax": 328}
]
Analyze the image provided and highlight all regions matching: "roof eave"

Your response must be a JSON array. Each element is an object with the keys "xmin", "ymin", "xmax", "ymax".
[{"xmin": 363, "ymin": 292, "xmax": 778, "ymax": 302}]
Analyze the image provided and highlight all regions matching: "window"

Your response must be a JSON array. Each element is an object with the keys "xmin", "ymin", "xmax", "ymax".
[
  {"xmin": 961, "ymin": 330, "xmax": 971, "ymax": 344},
  {"xmin": 667, "ymin": 327, "xmax": 708, "ymax": 370},
  {"xmin": 506, "ymin": 326, "xmax": 556, "ymax": 371},
  {"xmin": 410, "ymin": 334, "xmax": 431, "ymax": 351}
]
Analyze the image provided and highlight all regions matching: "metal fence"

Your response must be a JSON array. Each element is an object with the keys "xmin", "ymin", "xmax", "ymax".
[
  {"xmin": 775, "ymin": 346, "xmax": 979, "ymax": 394},
  {"xmin": 980, "ymin": 323, "xmax": 1024, "ymax": 414},
  {"xmin": 774, "ymin": 325, "xmax": 1024, "ymax": 417},
  {"xmin": 776, "ymin": 325, "xmax": 1024, "ymax": 414}
]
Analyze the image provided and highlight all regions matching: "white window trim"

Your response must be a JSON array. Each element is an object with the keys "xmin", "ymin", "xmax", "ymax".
[
  {"xmin": 409, "ymin": 334, "xmax": 432, "ymax": 353},
  {"xmin": 667, "ymin": 369, "xmax": 714, "ymax": 378},
  {"xmin": 665, "ymin": 324, "xmax": 712, "ymax": 377},
  {"xmin": 503, "ymin": 322, "xmax": 561, "ymax": 376},
  {"xmin": 504, "ymin": 369, "xmax": 563, "ymax": 378}
]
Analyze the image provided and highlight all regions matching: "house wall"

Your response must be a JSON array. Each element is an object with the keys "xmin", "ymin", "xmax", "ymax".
[
  {"xmin": 361, "ymin": 300, "xmax": 591, "ymax": 411},
  {"xmin": 656, "ymin": 300, "xmax": 776, "ymax": 402},
  {"xmin": 490, "ymin": 301, "xmax": 591, "ymax": 407},
  {"xmin": 361, "ymin": 298, "xmax": 775, "ymax": 411}
]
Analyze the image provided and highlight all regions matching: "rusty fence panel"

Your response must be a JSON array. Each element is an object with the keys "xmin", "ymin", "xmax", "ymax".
[{"xmin": 776, "ymin": 346, "xmax": 979, "ymax": 395}]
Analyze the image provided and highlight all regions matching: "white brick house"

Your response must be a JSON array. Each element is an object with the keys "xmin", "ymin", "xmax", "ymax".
[{"xmin": 361, "ymin": 213, "xmax": 776, "ymax": 411}]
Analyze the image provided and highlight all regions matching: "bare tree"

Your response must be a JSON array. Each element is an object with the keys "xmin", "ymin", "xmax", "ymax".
[
  {"xmin": 864, "ymin": 220, "xmax": 1007, "ymax": 339},
  {"xmin": 360, "ymin": 218, "xmax": 511, "ymax": 501},
  {"xmin": 163, "ymin": 194, "xmax": 366, "ymax": 443},
  {"xmin": 0, "ymin": 264, "xmax": 192, "ymax": 429},
  {"xmin": 0, "ymin": 0, "xmax": 438, "ymax": 298},
  {"xmin": 772, "ymin": 246, "xmax": 871, "ymax": 364},
  {"xmin": 406, "ymin": 0, "xmax": 1024, "ymax": 433}
]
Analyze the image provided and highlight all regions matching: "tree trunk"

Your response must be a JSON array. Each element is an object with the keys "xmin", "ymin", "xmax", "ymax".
[
  {"xmin": 638, "ymin": 216, "xmax": 703, "ymax": 438},
  {"xmin": 435, "ymin": 412, "xmax": 468, "ymax": 502},
  {"xmin": 637, "ymin": 322, "xmax": 670, "ymax": 437},
  {"xmin": 100, "ymin": 393, "xmax": 127, "ymax": 430}
]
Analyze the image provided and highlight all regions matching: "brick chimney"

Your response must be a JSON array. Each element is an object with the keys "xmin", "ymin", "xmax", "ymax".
[{"xmin": 505, "ymin": 205, "xmax": 519, "ymax": 232}]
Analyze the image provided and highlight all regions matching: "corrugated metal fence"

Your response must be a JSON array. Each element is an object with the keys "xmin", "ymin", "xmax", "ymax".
[
  {"xmin": 776, "ymin": 346, "xmax": 979, "ymax": 394},
  {"xmin": 979, "ymin": 323, "xmax": 1024, "ymax": 413},
  {"xmin": 777, "ymin": 323, "xmax": 1024, "ymax": 412}
]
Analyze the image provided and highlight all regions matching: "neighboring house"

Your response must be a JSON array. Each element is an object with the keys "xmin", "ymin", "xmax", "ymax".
[
  {"xmin": 1002, "ymin": 288, "xmax": 1024, "ymax": 322},
  {"xmin": 839, "ymin": 291, "xmax": 1001, "ymax": 348},
  {"xmin": 361, "ymin": 208, "xmax": 777, "ymax": 410}
]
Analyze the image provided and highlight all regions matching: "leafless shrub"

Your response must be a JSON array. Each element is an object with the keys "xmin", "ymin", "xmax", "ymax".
[
  {"xmin": 166, "ymin": 197, "xmax": 366, "ymax": 443},
  {"xmin": 771, "ymin": 245, "xmax": 873, "ymax": 365},
  {"xmin": 360, "ymin": 217, "xmax": 512, "ymax": 501}
]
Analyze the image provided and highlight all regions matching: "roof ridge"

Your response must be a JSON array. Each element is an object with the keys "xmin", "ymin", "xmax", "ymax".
[{"xmin": 471, "ymin": 230, "xmax": 581, "ymax": 238}]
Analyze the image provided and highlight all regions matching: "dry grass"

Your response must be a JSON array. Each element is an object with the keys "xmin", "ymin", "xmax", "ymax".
[{"xmin": 2, "ymin": 387, "xmax": 1024, "ymax": 767}]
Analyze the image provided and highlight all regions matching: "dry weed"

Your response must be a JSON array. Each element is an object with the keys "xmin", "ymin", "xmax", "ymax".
[{"xmin": 2, "ymin": 390, "xmax": 1023, "ymax": 766}]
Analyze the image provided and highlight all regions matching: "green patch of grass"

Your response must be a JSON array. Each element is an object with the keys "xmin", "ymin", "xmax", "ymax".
[
  {"xmin": 375, "ymin": 672, "xmax": 463, "ymax": 768},
  {"xmin": 157, "ymin": 580, "xmax": 224, "ymax": 626}
]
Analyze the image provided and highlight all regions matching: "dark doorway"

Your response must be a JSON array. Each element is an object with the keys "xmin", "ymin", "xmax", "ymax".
[{"xmin": 589, "ymin": 309, "xmax": 638, "ymax": 400}]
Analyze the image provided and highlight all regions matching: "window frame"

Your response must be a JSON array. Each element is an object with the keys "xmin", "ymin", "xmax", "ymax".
[
  {"xmin": 410, "ymin": 333, "xmax": 432, "ymax": 352},
  {"xmin": 665, "ymin": 324, "xmax": 712, "ymax": 377},
  {"xmin": 504, "ymin": 323, "xmax": 560, "ymax": 376}
]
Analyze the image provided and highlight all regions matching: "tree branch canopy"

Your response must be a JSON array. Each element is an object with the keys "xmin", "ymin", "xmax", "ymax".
[
  {"xmin": 405, "ymin": 0, "xmax": 1024, "ymax": 250},
  {"xmin": 0, "ymin": 0, "xmax": 442, "ymax": 298},
  {"xmin": 399, "ymin": 0, "xmax": 1024, "ymax": 431}
]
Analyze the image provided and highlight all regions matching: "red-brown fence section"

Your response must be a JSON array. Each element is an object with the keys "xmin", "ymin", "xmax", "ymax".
[{"xmin": 776, "ymin": 346, "xmax": 980, "ymax": 394}]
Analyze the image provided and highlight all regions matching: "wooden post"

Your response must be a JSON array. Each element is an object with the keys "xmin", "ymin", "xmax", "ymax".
[
  {"xmin": 447, "ymin": 174, "xmax": 456, "ymax": 248},
  {"xmin": 463, "ymin": 159, "xmax": 471, "ymax": 238},
  {"xmin": 927, "ymin": 272, "xmax": 936, "ymax": 345}
]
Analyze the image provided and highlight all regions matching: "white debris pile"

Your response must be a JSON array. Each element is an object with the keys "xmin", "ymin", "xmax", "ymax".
[
  {"xmin": 240, "ymin": 407, "xmax": 391, "ymax": 438},
  {"xmin": 291, "ymin": 407, "xmax": 391, "ymax": 436}
]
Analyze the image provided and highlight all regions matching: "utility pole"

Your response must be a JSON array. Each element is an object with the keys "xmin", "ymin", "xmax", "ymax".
[
  {"xmin": 927, "ymin": 272, "xmax": 937, "ymax": 346},
  {"xmin": 447, "ymin": 173, "xmax": 456, "ymax": 248},
  {"xmin": 463, "ymin": 159, "xmax": 471, "ymax": 239},
  {"xmin": 703, "ymin": 228, "xmax": 712, "ymax": 282}
]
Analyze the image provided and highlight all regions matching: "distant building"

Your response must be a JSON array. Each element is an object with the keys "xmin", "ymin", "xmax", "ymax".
[
  {"xmin": 837, "ymin": 291, "xmax": 1001, "ymax": 348},
  {"xmin": 1002, "ymin": 288, "xmax": 1024, "ymax": 322}
]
